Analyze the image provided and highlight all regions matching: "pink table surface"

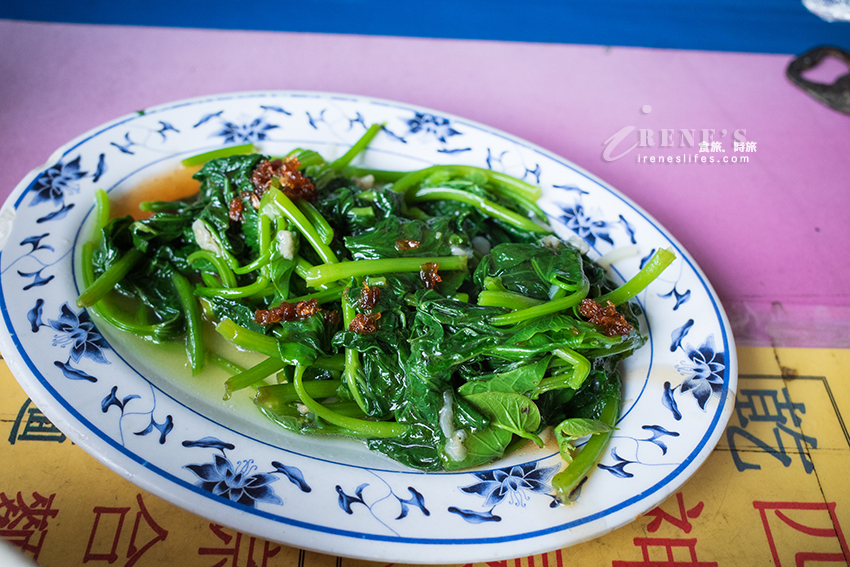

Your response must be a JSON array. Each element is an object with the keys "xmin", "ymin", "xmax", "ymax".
[{"xmin": 2, "ymin": 19, "xmax": 849, "ymax": 347}]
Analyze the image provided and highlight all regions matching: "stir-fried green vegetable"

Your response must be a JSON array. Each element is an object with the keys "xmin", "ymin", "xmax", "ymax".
[{"xmin": 77, "ymin": 128, "xmax": 674, "ymax": 502}]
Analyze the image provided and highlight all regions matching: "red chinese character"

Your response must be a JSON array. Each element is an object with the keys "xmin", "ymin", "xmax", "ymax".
[
  {"xmin": 83, "ymin": 493, "xmax": 167, "ymax": 566},
  {"xmin": 461, "ymin": 552, "xmax": 564, "ymax": 567},
  {"xmin": 84, "ymin": 504, "xmax": 130, "ymax": 562},
  {"xmin": 198, "ymin": 524, "xmax": 280, "ymax": 567},
  {"xmin": 0, "ymin": 491, "xmax": 58, "ymax": 561},
  {"xmin": 613, "ymin": 493, "xmax": 716, "ymax": 566},
  {"xmin": 541, "ymin": 549, "xmax": 564, "ymax": 567},
  {"xmin": 753, "ymin": 501, "xmax": 849, "ymax": 566},
  {"xmin": 645, "ymin": 493, "xmax": 705, "ymax": 534},
  {"xmin": 612, "ymin": 538, "xmax": 718, "ymax": 567}
]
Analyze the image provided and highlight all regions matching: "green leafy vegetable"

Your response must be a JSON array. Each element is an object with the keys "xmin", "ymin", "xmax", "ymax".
[{"xmin": 77, "ymin": 129, "xmax": 674, "ymax": 502}]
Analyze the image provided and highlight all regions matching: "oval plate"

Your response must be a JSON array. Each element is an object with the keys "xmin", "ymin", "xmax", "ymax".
[{"xmin": 0, "ymin": 91, "xmax": 736, "ymax": 564}]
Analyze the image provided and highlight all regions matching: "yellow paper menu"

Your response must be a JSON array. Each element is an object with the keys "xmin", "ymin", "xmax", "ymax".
[{"xmin": 1, "ymin": 346, "xmax": 848, "ymax": 566}]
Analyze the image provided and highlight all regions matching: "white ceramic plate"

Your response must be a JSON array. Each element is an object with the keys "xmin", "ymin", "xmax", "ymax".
[{"xmin": 0, "ymin": 91, "xmax": 736, "ymax": 563}]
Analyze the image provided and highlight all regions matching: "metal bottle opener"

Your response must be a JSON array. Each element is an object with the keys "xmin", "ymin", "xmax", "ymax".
[{"xmin": 786, "ymin": 45, "xmax": 850, "ymax": 115}]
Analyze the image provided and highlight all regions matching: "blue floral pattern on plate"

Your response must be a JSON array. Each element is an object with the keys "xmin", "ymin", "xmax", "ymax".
[
  {"xmin": 335, "ymin": 475, "xmax": 429, "ymax": 536},
  {"xmin": 28, "ymin": 156, "xmax": 87, "ymax": 223},
  {"xmin": 0, "ymin": 91, "xmax": 736, "ymax": 564},
  {"xmin": 663, "ymin": 333, "xmax": 726, "ymax": 418},
  {"xmin": 182, "ymin": 436, "xmax": 310, "ymax": 508},
  {"xmin": 28, "ymin": 301, "xmax": 108, "ymax": 383},
  {"xmin": 449, "ymin": 462, "xmax": 560, "ymax": 523}
]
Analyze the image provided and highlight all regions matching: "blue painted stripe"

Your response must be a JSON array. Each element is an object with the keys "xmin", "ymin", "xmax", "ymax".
[{"xmin": 2, "ymin": 0, "xmax": 849, "ymax": 54}]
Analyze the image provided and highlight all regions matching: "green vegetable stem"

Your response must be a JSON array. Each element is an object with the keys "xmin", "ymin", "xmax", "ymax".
[
  {"xmin": 255, "ymin": 379, "xmax": 342, "ymax": 413},
  {"xmin": 551, "ymin": 383, "xmax": 620, "ymax": 502},
  {"xmin": 171, "ymin": 271, "xmax": 205, "ymax": 375},
  {"xmin": 292, "ymin": 365, "xmax": 408, "ymax": 438},
  {"xmin": 181, "ymin": 143, "xmax": 258, "ymax": 167},
  {"xmin": 407, "ymin": 186, "xmax": 548, "ymax": 234},
  {"xmin": 261, "ymin": 188, "xmax": 339, "ymax": 265},
  {"xmin": 341, "ymin": 287, "xmax": 370, "ymax": 414},
  {"xmin": 76, "ymin": 248, "xmax": 144, "ymax": 308},
  {"xmin": 597, "ymin": 247, "xmax": 676, "ymax": 305},
  {"xmin": 331, "ymin": 123, "xmax": 384, "ymax": 171},
  {"xmin": 390, "ymin": 164, "xmax": 541, "ymax": 203},
  {"xmin": 303, "ymin": 255, "xmax": 467, "ymax": 287},
  {"xmin": 215, "ymin": 318, "xmax": 317, "ymax": 366},
  {"xmin": 490, "ymin": 280, "xmax": 590, "ymax": 326},
  {"xmin": 224, "ymin": 357, "xmax": 287, "ymax": 400}
]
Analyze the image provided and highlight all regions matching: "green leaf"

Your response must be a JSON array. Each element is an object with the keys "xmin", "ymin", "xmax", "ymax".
[
  {"xmin": 458, "ymin": 356, "xmax": 551, "ymax": 396},
  {"xmin": 205, "ymin": 295, "xmax": 265, "ymax": 334},
  {"xmin": 473, "ymin": 242, "xmax": 585, "ymax": 300},
  {"xmin": 463, "ymin": 391, "xmax": 543, "ymax": 446},
  {"xmin": 554, "ymin": 416, "xmax": 615, "ymax": 466},
  {"xmin": 343, "ymin": 215, "xmax": 457, "ymax": 260},
  {"xmin": 441, "ymin": 425, "xmax": 513, "ymax": 471},
  {"xmin": 556, "ymin": 417, "xmax": 615, "ymax": 441}
]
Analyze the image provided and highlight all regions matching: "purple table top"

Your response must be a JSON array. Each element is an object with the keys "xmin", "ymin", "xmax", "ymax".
[{"xmin": 2, "ymin": 19, "xmax": 848, "ymax": 347}]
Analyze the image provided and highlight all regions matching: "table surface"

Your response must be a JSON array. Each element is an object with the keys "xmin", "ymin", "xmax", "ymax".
[{"xmin": 1, "ymin": 16, "xmax": 850, "ymax": 567}]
